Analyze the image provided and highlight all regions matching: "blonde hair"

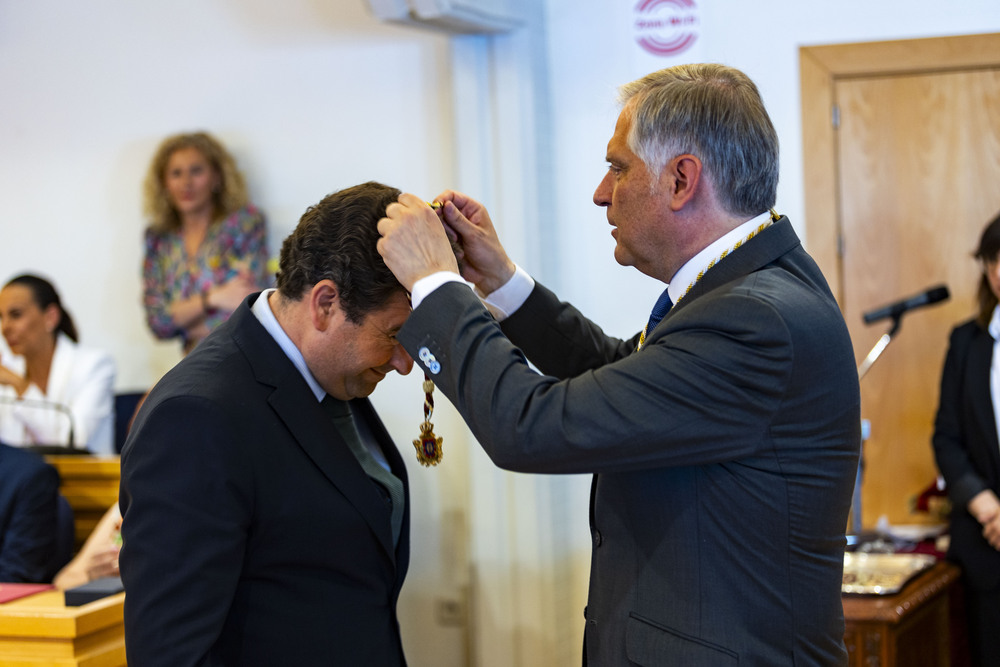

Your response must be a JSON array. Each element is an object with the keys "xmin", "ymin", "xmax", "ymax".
[{"xmin": 142, "ymin": 131, "xmax": 249, "ymax": 232}]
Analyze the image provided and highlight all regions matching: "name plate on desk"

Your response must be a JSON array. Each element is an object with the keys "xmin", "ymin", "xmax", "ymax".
[{"xmin": 64, "ymin": 576, "xmax": 124, "ymax": 606}]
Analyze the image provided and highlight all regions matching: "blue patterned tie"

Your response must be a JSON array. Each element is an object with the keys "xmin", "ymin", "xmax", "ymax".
[{"xmin": 645, "ymin": 288, "xmax": 673, "ymax": 337}]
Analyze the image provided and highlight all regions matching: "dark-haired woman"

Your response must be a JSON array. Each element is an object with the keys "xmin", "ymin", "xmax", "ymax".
[
  {"xmin": 142, "ymin": 131, "xmax": 271, "ymax": 353},
  {"xmin": 0, "ymin": 275, "xmax": 116, "ymax": 454},
  {"xmin": 932, "ymin": 211, "xmax": 1000, "ymax": 666}
]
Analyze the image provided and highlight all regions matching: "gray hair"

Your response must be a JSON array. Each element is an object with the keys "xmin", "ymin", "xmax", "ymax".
[{"xmin": 617, "ymin": 63, "xmax": 779, "ymax": 217}]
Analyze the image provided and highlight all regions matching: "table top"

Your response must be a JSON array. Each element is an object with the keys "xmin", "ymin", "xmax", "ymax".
[
  {"xmin": 842, "ymin": 560, "xmax": 960, "ymax": 623},
  {"xmin": 0, "ymin": 589, "xmax": 125, "ymax": 638},
  {"xmin": 45, "ymin": 455, "xmax": 120, "ymax": 477}
]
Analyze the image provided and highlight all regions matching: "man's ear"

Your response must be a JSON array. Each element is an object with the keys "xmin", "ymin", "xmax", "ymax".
[
  {"xmin": 661, "ymin": 153, "xmax": 703, "ymax": 211},
  {"xmin": 309, "ymin": 280, "xmax": 340, "ymax": 332}
]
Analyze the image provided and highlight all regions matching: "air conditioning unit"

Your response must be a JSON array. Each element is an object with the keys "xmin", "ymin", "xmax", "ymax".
[{"xmin": 366, "ymin": 0, "xmax": 522, "ymax": 34}]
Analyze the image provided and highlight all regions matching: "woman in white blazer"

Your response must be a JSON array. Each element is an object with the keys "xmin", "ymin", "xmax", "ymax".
[{"xmin": 0, "ymin": 274, "xmax": 116, "ymax": 454}]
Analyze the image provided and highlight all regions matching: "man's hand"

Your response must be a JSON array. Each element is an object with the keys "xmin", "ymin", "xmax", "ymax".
[
  {"xmin": 968, "ymin": 489, "xmax": 1000, "ymax": 551},
  {"xmin": 377, "ymin": 194, "xmax": 460, "ymax": 292},
  {"xmin": 434, "ymin": 190, "xmax": 516, "ymax": 295}
]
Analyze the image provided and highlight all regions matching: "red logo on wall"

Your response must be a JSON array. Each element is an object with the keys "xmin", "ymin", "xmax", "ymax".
[{"xmin": 634, "ymin": 0, "xmax": 699, "ymax": 57}]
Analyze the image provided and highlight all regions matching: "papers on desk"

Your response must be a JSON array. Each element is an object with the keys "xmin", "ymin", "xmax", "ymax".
[{"xmin": 0, "ymin": 583, "xmax": 55, "ymax": 604}]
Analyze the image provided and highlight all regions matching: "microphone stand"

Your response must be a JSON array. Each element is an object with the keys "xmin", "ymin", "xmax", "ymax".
[
  {"xmin": 849, "ymin": 315, "xmax": 901, "ymax": 542},
  {"xmin": 0, "ymin": 395, "xmax": 77, "ymax": 451},
  {"xmin": 857, "ymin": 316, "xmax": 902, "ymax": 381}
]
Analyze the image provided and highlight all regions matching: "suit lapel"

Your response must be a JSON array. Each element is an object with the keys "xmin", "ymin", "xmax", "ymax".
[
  {"xmin": 228, "ymin": 299, "xmax": 399, "ymax": 562},
  {"xmin": 670, "ymin": 217, "xmax": 800, "ymax": 318}
]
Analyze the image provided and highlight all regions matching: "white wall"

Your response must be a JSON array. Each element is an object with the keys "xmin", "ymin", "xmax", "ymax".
[
  {"xmin": 542, "ymin": 0, "xmax": 1000, "ymax": 341},
  {"xmin": 3, "ymin": 0, "xmax": 1000, "ymax": 665},
  {"xmin": 0, "ymin": 0, "xmax": 459, "ymax": 390},
  {"xmin": 0, "ymin": 1, "xmax": 469, "ymax": 664}
]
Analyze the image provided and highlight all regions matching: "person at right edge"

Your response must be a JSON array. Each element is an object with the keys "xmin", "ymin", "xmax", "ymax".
[
  {"xmin": 932, "ymin": 211, "xmax": 1000, "ymax": 667},
  {"xmin": 376, "ymin": 63, "xmax": 861, "ymax": 665}
]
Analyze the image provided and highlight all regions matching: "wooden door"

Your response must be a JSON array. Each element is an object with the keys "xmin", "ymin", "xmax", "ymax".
[{"xmin": 801, "ymin": 34, "xmax": 1000, "ymax": 528}]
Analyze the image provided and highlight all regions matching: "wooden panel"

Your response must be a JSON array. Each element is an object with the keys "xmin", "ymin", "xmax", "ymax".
[
  {"xmin": 799, "ymin": 49, "xmax": 841, "ymax": 298},
  {"xmin": 801, "ymin": 33, "xmax": 1000, "ymax": 528},
  {"xmin": 802, "ymin": 33, "xmax": 1000, "ymax": 78},
  {"xmin": 0, "ymin": 591, "xmax": 125, "ymax": 666},
  {"xmin": 843, "ymin": 561, "xmax": 961, "ymax": 667},
  {"xmin": 837, "ymin": 69, "xmax": 1000, "ymax": 526},
  {"xmin": 45, "ymin": 457, "xmax": 119, "ymax": 552}
]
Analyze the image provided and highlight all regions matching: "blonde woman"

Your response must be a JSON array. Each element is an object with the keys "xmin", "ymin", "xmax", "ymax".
[{"xmin": 142, "ymin": 132, "xmax": 271, "ymax": 353}]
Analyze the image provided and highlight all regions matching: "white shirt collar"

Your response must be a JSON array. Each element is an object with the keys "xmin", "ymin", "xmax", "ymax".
[
  {"xmin": 989, "ymin": 304, "xmax": 1000, "ymax": 341},
  {"xmin": 251, "ymin": 289, "xmax": 325, "ymax": 402},
  {"xmin": 667, "ymin": 211, "xmax": 772, "ymax": 304}
]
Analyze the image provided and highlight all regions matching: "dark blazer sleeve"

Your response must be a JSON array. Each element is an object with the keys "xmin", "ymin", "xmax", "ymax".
[
  {"xmin": 399, "ymin": 280, "xmax": 796, "ymax": 474},
  {"xmin": 120, "ymin": 395, "xmax": 254, "ymax": 666},
  {"xmin": 0, "ymin": 449, "xmax": 60, "ymax": 583},
  {"xmin": 500, "ymin": 282, "xmax": 639, "ymax": 377}
]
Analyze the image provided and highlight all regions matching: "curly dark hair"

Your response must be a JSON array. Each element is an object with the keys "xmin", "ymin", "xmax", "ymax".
[{"xmin": 276, "ymin": 182, "xmax": 404, "ymax": 324}]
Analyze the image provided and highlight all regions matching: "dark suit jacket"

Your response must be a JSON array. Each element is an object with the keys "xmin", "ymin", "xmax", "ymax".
[
  {"xmin": 932, "ymin": 319, "xmax": 1000, "ymax": 591},
  {"xmin": 399, "ymin": 219, "xmax": 860, "ymax": 666},
  {"xmin": 0, "ymin": 444, "xmax": 60, "ymax": 583},
  {"xmin": 119, "ymin": 295, "xmax": 410, "ymax": 666}
]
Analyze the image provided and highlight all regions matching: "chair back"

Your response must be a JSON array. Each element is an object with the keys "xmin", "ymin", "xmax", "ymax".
[{"xmin": 114, "ymin": 392, "xmax": 145, "ymax": 453}]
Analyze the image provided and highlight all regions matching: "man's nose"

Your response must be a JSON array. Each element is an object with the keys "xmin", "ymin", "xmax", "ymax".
[
  {"xmin": 593, "ymin": 172, "xmax": 612, "ymax": 207},
  {"xmin": 390, "ymin": 343, "xmax": 414, "ymax": 376}
]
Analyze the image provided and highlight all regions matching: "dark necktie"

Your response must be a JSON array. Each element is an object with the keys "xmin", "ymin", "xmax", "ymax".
[
  {"xmin": 638, "ymin": 288, "xmax": 673, "ymax": 350},
  {"xmin": 645, "ymin": 288, "xmax": 674, "ymax": 334},
  {"xmin": 322, "ymin": 395, "xmax": 404, "ymax": 549}
]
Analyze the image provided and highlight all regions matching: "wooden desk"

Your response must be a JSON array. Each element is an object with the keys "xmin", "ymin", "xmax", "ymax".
[
  {"xmin": 842, "ymin": 560, "xmax": 962, "ymax": 667},
  {"xmin": 0, "ymin": 589, "xmax": 125, "ymax": 666},
  {"xmin": 45, "ymin": 457, "xmax": 119, "ymax": 551}
]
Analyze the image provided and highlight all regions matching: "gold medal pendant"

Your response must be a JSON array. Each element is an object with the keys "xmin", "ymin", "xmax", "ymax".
[{"xmin": 413, "ymin": 375, "xmax": 443, "ymax": 466}]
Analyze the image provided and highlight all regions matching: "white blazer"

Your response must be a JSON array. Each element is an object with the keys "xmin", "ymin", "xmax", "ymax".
[{"xmin": 0, "ymin": 333, "xmax": 116, "ymax": 454}]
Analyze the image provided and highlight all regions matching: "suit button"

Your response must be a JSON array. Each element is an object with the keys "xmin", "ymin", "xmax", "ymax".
[
  {"xmin": 417, "ymin": 347, "xmax": 441, "ymax": 375},
  {"xmin": 593, "ymin": 530, "xmax": 602, "ymax": 547}
]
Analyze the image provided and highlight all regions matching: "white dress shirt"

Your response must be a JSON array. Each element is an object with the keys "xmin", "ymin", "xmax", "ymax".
[{"xmin": 0, "ymin": 333, "xmax": 116, "ymax": 454}]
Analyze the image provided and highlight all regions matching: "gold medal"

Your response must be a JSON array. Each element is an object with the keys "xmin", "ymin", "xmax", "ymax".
[{"xmin": 413, "ymin": 376, "xmax": 443, "ymax": 466}]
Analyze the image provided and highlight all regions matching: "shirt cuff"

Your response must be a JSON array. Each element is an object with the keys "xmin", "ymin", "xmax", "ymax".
[
  {"xmin": 478, "ymin": 265, "xmax": 534, "ymax": 321},
  {"xmin": 409, "ymin": 265, "xmax": 535, "ymax": 321},
  {"xmin": 410, "ymin": 272, "xmax": 473, "ymax": 310}
]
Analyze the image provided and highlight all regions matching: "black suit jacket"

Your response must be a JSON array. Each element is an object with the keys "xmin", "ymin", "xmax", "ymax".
[
  {"xmin": 932, "ymin": 319, "xmax": 1000, "ymax": 591},
  {"xmin": 0, "ymin": 444, "xmax": 60, "ymax": 582},
  {"xmin": 400, "ymin": 219, "xmax": 860, "ymax": 666},
  {"xmin": 119, "ymin": 295, "xmax": 410, "ymax": 666}
]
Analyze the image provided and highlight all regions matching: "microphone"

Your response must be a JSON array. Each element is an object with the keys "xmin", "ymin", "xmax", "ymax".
[
  {"xmin": 862, "ymin": 285, "xmax": 950, "ymax": 324},
  {"xmin": 0, "ymin": 394, "xmax": 76, "ymax": 449}
]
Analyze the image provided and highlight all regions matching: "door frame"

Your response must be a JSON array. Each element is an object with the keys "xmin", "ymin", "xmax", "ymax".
[{"xmin": 800, "ymin": 32, "xmax": 1000, "ymax": 306}]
